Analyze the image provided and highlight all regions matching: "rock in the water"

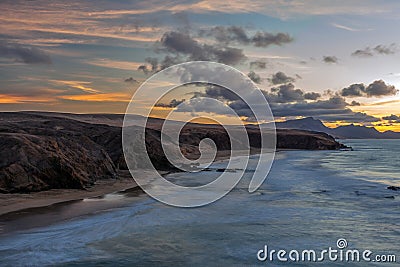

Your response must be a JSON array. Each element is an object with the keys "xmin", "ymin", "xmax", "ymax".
[{"xmin": 387, "ymin": 186, "xmax": 400, "ymax": 191}]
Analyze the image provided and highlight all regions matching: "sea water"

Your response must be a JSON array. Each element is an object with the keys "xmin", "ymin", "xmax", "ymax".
[{"xmin": 0, "ymin": 140, "xmax": 399, "ymax": 266}]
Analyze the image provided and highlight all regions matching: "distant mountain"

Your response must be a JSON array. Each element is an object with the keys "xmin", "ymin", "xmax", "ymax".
[
  {"xmin": 275, "ymin": 117, "xmax": 328, "ymax": 133},
  {"xmin": 275, "ymin": 117, "xmax": 400, "ymax": 139}
]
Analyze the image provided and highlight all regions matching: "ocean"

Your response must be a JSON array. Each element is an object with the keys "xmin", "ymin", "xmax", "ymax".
[{"xmin": 0, "ymin": 140, "xmax": 399, "ymax": 266}]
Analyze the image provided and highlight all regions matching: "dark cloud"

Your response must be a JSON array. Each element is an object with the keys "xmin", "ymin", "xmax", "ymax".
[
  {"xmin": 349, "ymin": 100, "xmax": 361, "ymax": 106},
  {"xmin": 352, "ymin": 44, "xmax": 397, "ymax": 57},
  {"xmin": 197, "ymin": 80, "xmax": 377, "ymax": 123},
  {"xmin": 226, "ymin": 93, "xmax": 378, "ymax": 123},
  {"xmin": 204, "ymin": 84, "xmax": 240, "ymax": 101},
  {"xmin": 373, "ymin": 44, "xmax": 397, "ymax": 55},
  {"xmin": 174, "ymin": 80, "xmax": 378, "ymax": 124},
  {"xmin": 137, "ymin": 65, "xmax": 149, "ymax": 74},
  {"xmin": 252, "ymin": 32, "xmax": 293, "ymax": 47},
  {"xmin": 382, "ymin": 114, "xmax": 400, "ymax": 123},
  {"xmin": 341, "ymin": 83, "xmax": 365, "ymax": 97},
  {"xmin": 351, "ymin": 48, "xmax": 373, "ymax": 57},
  {"xmin": 304, "ymin": 92, "xmax": 321, "ymax": 100},
  {"xmin": 200, "ymin": 26, "xmax": 249, "ymax": 45},
  {"xmin": 200, "ymin": 26, "xmax": 293, "ymax": 48},
  {"xmin": 145, "ymin": 57, "xmax": 158, "ymax": 72},
  {"xmin": 269, "ymin": 83, "xmax": 305, "ymax": 103},
  {"xmin": 211, "ymin": 46, "xmax": 246, "ymax": 65},
  {"xmin": 268, "ymin": 71, "xmax": 296, "ymax": 85},
  {"xmin": 0, "ymin": 41, "xmax": 51, "ymax": 64},
  {"xmin": 247, "ymin": 71, "xmax": 261, "ymax": 84},
  {"xmin": 124, "ymin": 77, "xmax": 138, "ymax": 83},
  {"xmin": 160, "ymin": 31, "xmax": 246, "ymax": 65},
  {"xmin": 340, "ymin": 80, "xmax": 397, "ymax": 97},
  {"xmin": 161, "ymin": 31, "xmax": 201, "ymax": 55},
  {"xmin": 159, "ymin": 55, "xmax": 181, "ymax": 70},
  {"xmin": 323, "ymin": 56, "xmax": 338, "ymax": 63},
  {"xmin": 250, "ymin": 60, "xmax": 267, "ymax": 69},
  {"xmin": 268, "ymin": 96, "xmax": 379, "ymax": 123},
  {"xmin": 155, "ymin": 98, "xmax": 185, "ymax": 108},
  {"xmin": 366, "ymin": 80, "xmax": 397, "ymax": 97},
  {"xmin": 382, "ymin": 114, "xmax": 400, "ymax": 120}
]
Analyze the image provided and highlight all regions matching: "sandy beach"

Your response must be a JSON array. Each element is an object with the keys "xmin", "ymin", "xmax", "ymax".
[{"xmin": 0, "ymin": 171, "xmax": 138, "ymax": 216}]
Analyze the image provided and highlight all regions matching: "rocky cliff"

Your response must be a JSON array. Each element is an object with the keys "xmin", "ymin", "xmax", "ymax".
[{"xmin": 0, "ymin": 112, "xmax": 346, "ymax": 193}]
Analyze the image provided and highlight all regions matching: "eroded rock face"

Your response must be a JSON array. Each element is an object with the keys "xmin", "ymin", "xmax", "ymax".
[
  {"xmin": 0, "ymin": 113, "xmax": 176, "ymax": 193},
  {"xmin": 0, "ymin": 132, "xmax": 116, "ymax": 193}
]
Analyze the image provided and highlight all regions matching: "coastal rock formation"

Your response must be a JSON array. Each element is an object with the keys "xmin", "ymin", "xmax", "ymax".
[
  {"xmin": 0, "ymin": 112, "xmax": 346, "ymax": 193},
  {"xmin": 276, "ymin": 129, "xmax": 346, "ymax": 150},
  {"xmin": 0, "ymin": 133, "xmax": 116, "ymax": 193}
]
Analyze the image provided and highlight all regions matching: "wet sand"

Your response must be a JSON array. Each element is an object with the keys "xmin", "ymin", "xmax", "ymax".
[{"xmin": 0, "ymin": 171, "xmax": 138, "ymax": 217}]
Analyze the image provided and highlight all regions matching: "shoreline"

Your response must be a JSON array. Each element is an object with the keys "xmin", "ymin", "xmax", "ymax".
[
  {"xmin": 0, "ymin": 148, "xmax": 322, "ymax": 218},
  {"xmin": 0, "ymin": 149, "xmax": 259, "ymax": 225},
  {"xmin": 0, "ymin": 174, "xmax": 137, "ymax": 217},
  {"xmin": 0, "ymin": 148, "xmax": 335, "ymax": 235}
]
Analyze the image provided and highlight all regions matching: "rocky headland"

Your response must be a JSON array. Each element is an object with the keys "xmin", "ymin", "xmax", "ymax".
[{"xmin": 0, "ymin": 112, "xmax": 346, "ymax": 194}]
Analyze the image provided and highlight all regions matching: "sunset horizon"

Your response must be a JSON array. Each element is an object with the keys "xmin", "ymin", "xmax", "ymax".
[{"xmin": 1, "ymin": 0, "xmax": 400, "ymax": 132}]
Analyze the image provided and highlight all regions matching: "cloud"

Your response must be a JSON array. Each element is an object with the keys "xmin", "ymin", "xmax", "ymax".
[
  {"xmin": 175, "ymin": 97, "xmax": 233, "ymax": 116},
  {"xmin": 331, "ymin": 23, "xmax": 358, "ymax": 32},
  {"xmin": 185, "ymin": 78, "xmax": 379, "ymax": 123},
  {"xmin": 304, "ymin": 92, "xmax": 321, "ymax": 100},
  {"xmin": 268, "ymin": 71, "xmax": 296, "ymax": 85},
  {"xmin": 145, "ymin": 57, "xmax": 159, "ymax": 71},
  {"xmin": 340, "ymin": 80, "xmax": 398, "ymax": 97},
  {"xmin": 247, "ymin": 71, "xmax": 261, "ymax": 84},
  {"xmin": 203, "ymin": 84, "xmax": 240, "ymax": 101},
  {"xmin": 323, "ymin": 56, "xmax": 338, "ymax": 63},
  {"xmin": 374, "ymin": 44, "xmax": 397, "ymax": 54},
  {"xmin": 352, "ymin": 44, "xmax": 397, "ymax": 57},
  {"xmin": 155, "ymin": 98, "xmax": 185, "ymax": 108},
  {"xmin": 0, "ymin": 41, "xmax": 51, "ymax": 64},
  {"xmin": 366, "ymin": 80, "xmax": 397, "ymax": 97},
  {"xmin": 382, "ymin": 114, "xmax": 400, "ymax": 121},
  {"xmin": 200, "ymin": 26, "xmax": 249, "ymax": 45},
  {"xmin": 382, "ymin": 114, "xmax": 400, "ymax": 124},
  {"xmin": 87, "ymin": 58, "xmax": 144, "ymax": 71},
  {"xmin": 159, "ymin": 31, "xmax": 246, "ymax": 65},
  {"xmin": 200, "ymin": 26, "xmax": 293, "ymax": 47},
  {"xmin": 49, "ymin": 80, "xmax": 99, "ymax": 94},
  {"xmin": 60, "ymin": 93, "xmax": 130, "ymax": 102},
  {"xmin": 341, "ymin": 83, "xmax": 366, "ymax": 97},
  {"xmin": 159, "ymin": 55, "xmax": 182, "ymax": 70},
  {"xmin": 252, "ymin": 32, "xmax": 293, "ymax": 47},
  {"xmin": 0, "ymin": 0, "xmax": 396, "ymax": 52},
  {"xmin": 250, "ymin": 60, "xmax": 267, "ymax": 69},
  {"xmin": 350, "ymin": 100, "xmax": 361, "ymax": 106},
  {"xmin": 137, "ymin": 65, "xmax": 149, "ymax": 74},
  {"xmin": 269, "ymin": 83, "xmax": 305, "ymax": 103},
  {"xmin": 351, "ymin": 48, "xmax": 373, "ymax": 57},
  {"xmin": 267, "ymin": 95, "xmax": 379, "ymax": 123},
  {"xmin": 124, "ymin": 77, "xmax": 138, "ymax": 83}
]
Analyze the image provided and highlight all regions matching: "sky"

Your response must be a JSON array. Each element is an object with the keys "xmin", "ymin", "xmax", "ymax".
[{"xmin": 1, "ymin": 0, "xmax": 400, "ymax": 131}]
